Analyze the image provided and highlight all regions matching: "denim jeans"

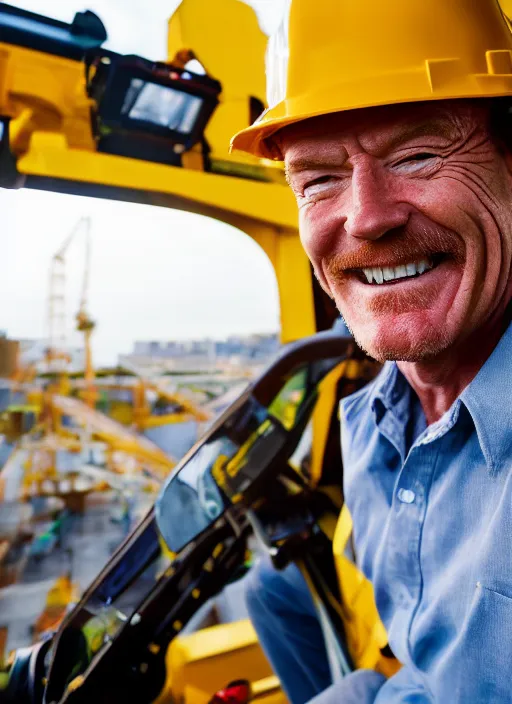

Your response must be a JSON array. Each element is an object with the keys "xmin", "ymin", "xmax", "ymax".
[
  {"xmin": 245, "ymin": 556, "xmax": 385, "ymax": 704},
  {"xmin": 245, "ymin": 556, "xmax": 332, "ymax": 704}
]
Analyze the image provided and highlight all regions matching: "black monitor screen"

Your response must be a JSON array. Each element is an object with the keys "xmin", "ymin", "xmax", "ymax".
[{"xmin": 121, "ymin": 78, "xmax": 204, "ymax": 135}]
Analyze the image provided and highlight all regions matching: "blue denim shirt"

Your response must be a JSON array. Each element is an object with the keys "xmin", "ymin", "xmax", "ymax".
[{"xmin": 340, "ymin": 323, "xmax": 512, "ymax": 703}]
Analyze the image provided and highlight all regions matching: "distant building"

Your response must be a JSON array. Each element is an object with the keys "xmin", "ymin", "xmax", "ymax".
[
  {"xmin": 123, "ymin": 333, "xmax": 280, "ymax": 371},
  {"xmin": 133, "ymin": 341, "xmax": 151, "ymax": 356}
]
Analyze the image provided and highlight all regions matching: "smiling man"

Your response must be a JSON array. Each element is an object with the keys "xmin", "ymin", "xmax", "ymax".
[
  {"xmin": 232, "ymin": 1, "xmax": 512, "ymax": 702},
  {"xmin": 281, "ymin": 100, "xmax": 512, "ymax": 421}
]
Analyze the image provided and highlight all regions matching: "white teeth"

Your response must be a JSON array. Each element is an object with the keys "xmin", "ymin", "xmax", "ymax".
[
  {"xmin": 361, "ymin": 258, "xmax": 434, "ymax": 285},
  {"xmin": 373, "ymin": 267, "xmax": 384, "ymax": 284}
]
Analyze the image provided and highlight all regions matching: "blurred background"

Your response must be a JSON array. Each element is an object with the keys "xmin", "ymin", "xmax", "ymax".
[{"xmin": 0, "ymin": 0, "xmax": 289, "ymax": 660}]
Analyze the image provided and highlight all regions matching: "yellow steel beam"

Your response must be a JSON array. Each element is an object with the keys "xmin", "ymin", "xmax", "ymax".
[{"xmin": 18, "ymin": 132, "xmax": 298, "ymax": 230}]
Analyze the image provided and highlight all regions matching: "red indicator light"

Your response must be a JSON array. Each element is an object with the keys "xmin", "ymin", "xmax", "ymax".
[{"xmin": 209, "ymin": 679, "xmax": 251, "ymax": 704}]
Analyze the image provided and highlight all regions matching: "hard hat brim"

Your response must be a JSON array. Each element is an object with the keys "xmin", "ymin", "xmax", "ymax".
[{"xmin": 232, "ymin": 67, "xmax": 512, "ymax": 160}]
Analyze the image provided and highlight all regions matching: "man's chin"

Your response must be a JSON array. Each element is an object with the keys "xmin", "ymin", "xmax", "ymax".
[{"xmin": 349, "ymin": 322, "xmax": 452, "ymax": 363}]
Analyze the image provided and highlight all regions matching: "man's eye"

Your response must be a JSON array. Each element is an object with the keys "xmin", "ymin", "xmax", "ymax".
[
  {"xmin": 303, "ymin": 176, "xmax": 337, "ymax": 198},
  {"xmin": 392, "ymin": 152, "xmax": 439, "ymax": 173},
  {"xmin": 405, "ymin": 152, "xmax": 437, "ymax": 162}
]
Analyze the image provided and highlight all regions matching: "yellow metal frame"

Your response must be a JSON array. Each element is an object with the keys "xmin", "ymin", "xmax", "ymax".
[
  {"xmin": 0, "ymin": 0, "xmax": 317, "ymax": 344},
  {"xmin": 14, "ymin": 132, "xmax": 311, "ymax": 343}
]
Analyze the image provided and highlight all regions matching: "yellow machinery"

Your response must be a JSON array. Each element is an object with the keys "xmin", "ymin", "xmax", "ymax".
[
  {"xmin": 19, "ymin": 392, "xmax": 176, "ymax": 499},
  {"xmin": 0, "ymin": 1, "xmax": 393, "ymax": 702},
  {"xmin": 0, "ymin": 0, "xmax": 319, "ymax": 345},
  {"xmin": 108, "ymin": 361, "xmax": 211, "ymax": 431}
]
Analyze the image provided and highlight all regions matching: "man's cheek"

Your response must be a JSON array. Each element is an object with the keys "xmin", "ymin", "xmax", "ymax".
[
  {"xmin": 298, "ymin": 223, "xmax": 326, "ymax": 282},
  {"xmin": 315, "ymin": 266, "xmax": 336, "ymax": 299},
  {"xmin": 299, "ymin": 207, "xmax": 339, "ymax": 258},
  {"xmin": 298, "ymin": 214, "xmax": 316, "ymax": 258},
  {"xmin": 301, "ymin": 232, "xmax": 347, "ymax": 299}
]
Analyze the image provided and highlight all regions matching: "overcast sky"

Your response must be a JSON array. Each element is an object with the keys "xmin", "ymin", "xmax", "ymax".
[
  {"xmin": 1, "ymin": 1, "xmax": 285, "ymax": 365},
  {"xmin": 6, "ymin": 0, "xmax": 286, "ymax": 57}
]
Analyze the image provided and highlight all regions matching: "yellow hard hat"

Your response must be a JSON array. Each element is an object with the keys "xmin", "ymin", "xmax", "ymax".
[{"xmin": 231, "ymin": 0, "xmax": 512, "ymax": 159}]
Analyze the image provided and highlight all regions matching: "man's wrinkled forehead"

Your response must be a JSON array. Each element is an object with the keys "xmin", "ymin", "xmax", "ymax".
[{"xmin": 275, "ymin": 100, "xmax": 488, "ymax": 170}]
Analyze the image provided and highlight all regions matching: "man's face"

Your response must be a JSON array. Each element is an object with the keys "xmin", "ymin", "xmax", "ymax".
[{"xmin": 280, "ymin": 101, "xmax": 512, "ymax": 362}]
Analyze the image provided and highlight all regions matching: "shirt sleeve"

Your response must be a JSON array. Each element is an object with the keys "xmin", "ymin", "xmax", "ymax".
[
  {"xmin": 307, "ymin": 670, "xmax": 386, "ymax": 704},
  {"xmin": 373, "ymin": 667, "xmax": 432, "ymax": 703}
]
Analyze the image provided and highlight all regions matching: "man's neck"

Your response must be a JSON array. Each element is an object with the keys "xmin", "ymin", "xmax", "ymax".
[{"xmin": 397, "ymin": 312, "xmax": 511, "ymax": 426}]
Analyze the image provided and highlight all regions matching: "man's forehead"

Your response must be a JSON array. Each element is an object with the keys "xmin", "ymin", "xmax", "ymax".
[{"xmin": 277, "ymin": 100, "xmax": 485, "ymax": 165}]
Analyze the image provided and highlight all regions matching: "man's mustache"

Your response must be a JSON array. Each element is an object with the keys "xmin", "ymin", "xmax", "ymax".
[{"xmin": 324, "ymin": 220, "xmax": 465, "ymax": 278}]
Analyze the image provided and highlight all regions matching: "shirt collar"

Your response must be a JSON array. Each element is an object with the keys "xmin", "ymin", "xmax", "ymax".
[
  {"xmin": 369, "ymin": 361, "xmax": 410, "ymax": 424},
  {"xmin": 365, "ymin": 362, "xmax": 414, "ymax": 463},
  {"xmin": 460, "ymin": 321, "xmax": 512, "ymax": 475},
  {"xmin": 367, "ymin": 322, "xmax": 512, "ymax": 475}
]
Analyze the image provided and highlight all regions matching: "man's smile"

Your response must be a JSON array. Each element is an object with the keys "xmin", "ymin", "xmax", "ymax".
[
  {"xmin": 349, "ymin": 255, "xmax": 444, "ymax": 285},
  {"xmin": 334, "ymin": 251, "xmax": 464, "ymax": 321}
]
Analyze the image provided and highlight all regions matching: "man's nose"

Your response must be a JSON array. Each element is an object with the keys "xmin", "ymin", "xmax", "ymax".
[{"xmin": 344, "ymin": 158, "xmax": 411, "ymax": 240}]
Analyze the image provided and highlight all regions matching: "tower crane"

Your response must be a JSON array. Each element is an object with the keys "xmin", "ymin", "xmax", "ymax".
[
  {"xmin": 74, "ymin": 224, "xmax": 97, "ymax": 408},
  {"xmin": 46, "ymin": 217, "xmax": 97, "ymax": 406},
  {"xmin": 47, "ymin": 217, "xmax": 88, "ymax": 373}
]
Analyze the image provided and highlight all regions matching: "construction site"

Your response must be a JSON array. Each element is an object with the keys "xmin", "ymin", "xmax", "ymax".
[{"xmin": 1, "ymin": 211, "xmax": 272, "ymax": 657}]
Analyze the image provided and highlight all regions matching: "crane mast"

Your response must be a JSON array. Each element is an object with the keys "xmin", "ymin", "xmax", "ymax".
[
  {"xmin": 46, "ymin": 217, "xmax": 96, "ymax": 406},
  {"xmin": 75, "ymin": 223, "xmax": 97, "ymax": 407}
]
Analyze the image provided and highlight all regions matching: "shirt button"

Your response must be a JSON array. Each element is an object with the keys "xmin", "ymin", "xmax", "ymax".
[{"xmin": 397, "ymin": 488, "xmax": 416, "ymax": 504}]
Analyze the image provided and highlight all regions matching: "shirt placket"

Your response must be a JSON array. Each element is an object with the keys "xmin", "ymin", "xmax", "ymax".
[
  {"xmin": 377, "ymin": 405, "xmax": 447, "ymax": 667},
  {"xmin": 396, "ymin": 408, "xmax": 458, "ymax": 665},
  {"xmin": 394, "ymin": 442, "xmax": 439, "ymax": 662}
]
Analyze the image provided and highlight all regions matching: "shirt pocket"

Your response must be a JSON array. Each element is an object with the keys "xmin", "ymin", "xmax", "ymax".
[{"xmin": 438, "ymin": 582, "xmax": 512, "ymax": 703}]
